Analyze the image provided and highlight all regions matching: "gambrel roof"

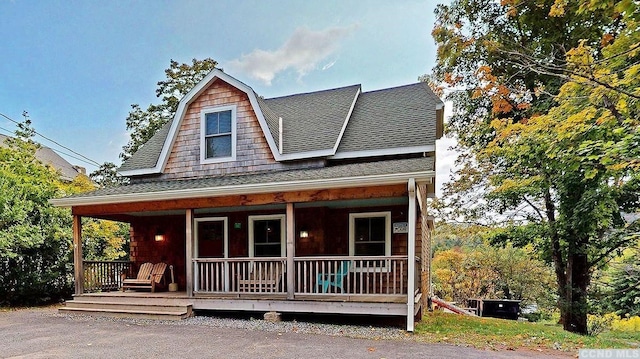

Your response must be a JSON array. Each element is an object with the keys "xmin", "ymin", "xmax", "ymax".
[{"xmin": 119, "ymin": 69, "xmax": 443, "ymax": 176}]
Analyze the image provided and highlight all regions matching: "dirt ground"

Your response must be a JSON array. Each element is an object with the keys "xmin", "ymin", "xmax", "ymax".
[{"xmin": 0, "ymin": 307, "xmax": 571, "ymax": 359}]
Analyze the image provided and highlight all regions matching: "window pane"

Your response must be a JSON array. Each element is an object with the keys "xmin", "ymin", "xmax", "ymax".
[
  {"xmin": 206, "ymin": 135, "xmax": 232, "ymax": 158},
  {"xmin": 369, "ymin": 217, "xmax": 386, "ymax": 242},
  {"xmin": 255, "ymin": 244, "xmax": 281, "ymax": 257},
  {"xmin": 253, "ymin": 219, "xmax": 282, "ymax": 257},
  {"xmin": 355, "ymin": 242, "xmax": 385, "ymax": 256},
  {"xmin": 353, "ymin": 215, "xmax": 387, "ymax": 257},
  {"xmin": 354, "ymin": 218, "xmax": 370, "ymax": 242},
  {"xmin": 205, "ymin": 113, "xmax": 219, "ymax": 135},
  {"xmin": 218, "ymin": 110, "xmax": 232, "ymax": 133}
]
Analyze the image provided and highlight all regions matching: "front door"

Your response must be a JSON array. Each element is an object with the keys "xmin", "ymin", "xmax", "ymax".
[
  {"xmin": 195, "ymin": 217, "xmax": 228, "ymax": 258},
  {"xmin": 194, "ymin": 217, "xmax": 228, "ymax": 292}
]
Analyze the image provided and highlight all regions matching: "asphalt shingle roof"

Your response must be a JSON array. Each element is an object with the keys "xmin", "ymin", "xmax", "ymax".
[
  {"xmin": 0, "ymin": 134, "xmax": 82, "ymax": 181},
  {"xmin": 336, "ymin": 82, "xmax": 440, "ymax": 154},
  {"xmin": 261, "ymin": 85, "xmax": 360, "ymax": 154},
  {"xmin": 69, "ymin": 157, "xmax": 434, "ymax": 199},
  {"xmin": 119, "ymin": 121, "xmax": 172, "ymax": 171}
]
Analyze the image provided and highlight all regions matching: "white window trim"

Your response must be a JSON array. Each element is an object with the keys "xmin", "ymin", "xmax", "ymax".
[
  {"xmin": 349, "ymin": 211, "xmax": 392, "ymax": 257},
  {"xmin": 200, "ymin": 105, "xmax": 237, "ymax": 164},
  {"xmin": 193, "ymin": 217, "xmax": 229, "ymax": 259},
  {"xmin": 248, "ymin": 214, "xmax": 286, "ymax": 258}
]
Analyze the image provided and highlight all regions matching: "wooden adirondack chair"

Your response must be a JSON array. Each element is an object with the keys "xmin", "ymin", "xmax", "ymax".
[
  {"xmin": 317, "ymin": 260, "xmax": 351, "ymax": 293},
  {"xmin": 237, "ymin": 261, "xmax": 283, "ymax": 293},
  {"xmin": 122, "ymin": 262, "xmax": 167, "ymax": 292}
]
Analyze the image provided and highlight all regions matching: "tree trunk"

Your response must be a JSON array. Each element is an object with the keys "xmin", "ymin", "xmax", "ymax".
[
  {"xmin": 562, "ymin": 239, "xmax": 590, "ymax": 334},
  {"xmin": 544, "ymin": 188, "xmax": 570, "ymax": 326}
]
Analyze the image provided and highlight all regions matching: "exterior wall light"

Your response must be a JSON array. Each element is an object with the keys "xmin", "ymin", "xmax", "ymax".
[{"xmin": 155, "ymin": 230, "xmax": 165, "ymax": 241}]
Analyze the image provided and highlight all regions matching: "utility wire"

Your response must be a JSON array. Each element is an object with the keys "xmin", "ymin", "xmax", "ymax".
[
  {"xmin": 0, "ymin": 123, "xmax": 99, "ymax": 168},
  {"xmin": 0, "ymin": 125, "xmax": 14, "ymax": 136},
  {"xmin": 0, "ymin": 112, "xmax": 102, "ymax": 167}
]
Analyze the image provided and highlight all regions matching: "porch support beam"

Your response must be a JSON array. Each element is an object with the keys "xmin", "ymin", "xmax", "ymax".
[
  {"xmin": 71, "ymin": 184, "xmax": 408, "ymax": 216},
  {"xmin": 73, "ymin": 215, "xmax": 83, "ymax": 295},
  {"xmin": 286, "ymin": 203, "xmax": 295, "ymax": 300},
  {"xmin": 407, "ymin": 178, "xmax": 417, "ymax": 332},
  {"xmin": 186, "ymin": 209, "xmax": 194, "ymax": 297}
]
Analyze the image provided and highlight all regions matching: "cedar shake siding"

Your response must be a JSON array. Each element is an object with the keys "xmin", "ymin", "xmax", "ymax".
[{"xmin": 159, "ymin": 79, "xmax": 323, "ymax": 181}]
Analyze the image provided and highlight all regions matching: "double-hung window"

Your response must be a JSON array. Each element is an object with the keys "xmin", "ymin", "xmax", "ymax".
[
  {"xmin": 349, "ymin": 212, "xmax": 391, "ymax": 257},
  {"xmin": 200, "ymin": 105, "xmax": 236, "ymax": 163},
  {"xmin": 248, "ymin": 215, "xmax": 286, "ymax": 257}
]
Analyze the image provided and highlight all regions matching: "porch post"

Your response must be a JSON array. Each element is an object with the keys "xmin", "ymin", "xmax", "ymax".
[
  {"xmin": 73, "ymin": 214, "xmax": 83, "ymax": 295},
  {"xmin": 186, "ymin": 209, "xmax": 194, "ymax": 297},
  {"xmin": 407, "ymin": 179, "xmax": 417, "ymax": 332},
  {"xmin": 286, "ymin": 202, "xmax": 295, "ymax": 300}
]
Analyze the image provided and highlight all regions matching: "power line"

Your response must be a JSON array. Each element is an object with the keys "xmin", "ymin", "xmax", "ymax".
[
  {"xmin": 0, "ymin": 125, "xmax": 14, "ymax": 136},
  {"xmin": 0, "ymin": 123, "xmax": 99, "ymax": 168},
  {"xmin": 0, "ymin": 112, "xmax": 102, "ymax": 167}
]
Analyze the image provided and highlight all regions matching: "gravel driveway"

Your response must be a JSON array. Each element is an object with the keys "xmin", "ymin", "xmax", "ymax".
[{"xmin": 0, "ymin": 307, "xmax": 570, "ymax": 359}]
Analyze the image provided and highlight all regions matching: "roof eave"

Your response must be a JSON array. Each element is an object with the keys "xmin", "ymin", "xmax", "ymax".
[
  {"xmin": 118, "ymin": 167, "xmax": 162, "ymax": 177},
  {"xmin": 49, "ymin": 170, "xmax": 435, "ymax": 208},
  {"xmin": 331, "ymin": 145, "xmax": 436, "ymax": 160}
]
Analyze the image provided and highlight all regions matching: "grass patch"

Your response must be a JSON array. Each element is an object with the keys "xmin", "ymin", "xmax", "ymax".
[{"xmin": 414, "ymin": 311, "xmax": 640, "ymax": 352}]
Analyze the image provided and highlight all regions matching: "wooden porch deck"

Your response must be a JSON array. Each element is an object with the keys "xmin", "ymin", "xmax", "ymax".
[{"xmin": 61, "ymin": 290, "xmax": 410, "ymax": 319}]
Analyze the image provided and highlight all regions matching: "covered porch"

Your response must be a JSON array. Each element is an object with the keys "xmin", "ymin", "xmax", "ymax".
[{"xmin": 61, "ymin": 171, "xmax": 434, "ymax": 331}]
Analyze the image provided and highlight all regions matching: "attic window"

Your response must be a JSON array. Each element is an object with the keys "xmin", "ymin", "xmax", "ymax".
[{"xmin": 200, "ymin": 105, "xmax": 236, "ymax": 163}]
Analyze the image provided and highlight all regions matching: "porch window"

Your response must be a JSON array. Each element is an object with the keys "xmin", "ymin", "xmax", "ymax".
[
  {"xmin": 200, "ymin": 105, "xmax": 236, "ymax": 163},
  {"xmin": 248, "ymin": 215, "xmax": 285, "ymax": 257},
  {"xmin": 349, "ymin": 212, "xmax": 391, "ymax": 256}
]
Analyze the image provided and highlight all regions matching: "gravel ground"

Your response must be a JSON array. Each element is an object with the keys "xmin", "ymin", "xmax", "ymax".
[
  {"xmin": 0, "ymin": 307, "xmax": 572, "ymax": 359},
  {"xmin": 60, "ymin": 312, "xmax": 413, "ymax": 341}
]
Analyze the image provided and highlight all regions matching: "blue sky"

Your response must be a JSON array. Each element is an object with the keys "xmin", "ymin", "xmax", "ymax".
[{"xmin": 1, "ymin": 0, "xmax": 453, "ymax": 189}]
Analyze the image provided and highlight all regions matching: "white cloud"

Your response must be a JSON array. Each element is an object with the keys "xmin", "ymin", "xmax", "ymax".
[
  {"xmin": 227, "ymin": 25, "xmax": 357, "ymax": 85},
  {"xmin": 321, "ymin": 60, "xmax": 336, "ymax": 71}
]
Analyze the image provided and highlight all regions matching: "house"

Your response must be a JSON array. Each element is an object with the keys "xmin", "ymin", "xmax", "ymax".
[
  {"xmin": 0, "ymin": 133, "xmax": 86, "ymax": 181},
  {"xmin": 51, "ymin": 69, "xmax": 443, "ymax": 331}
]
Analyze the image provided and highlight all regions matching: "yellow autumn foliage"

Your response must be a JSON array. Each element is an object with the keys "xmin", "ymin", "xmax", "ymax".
[{"xmin": 612, "ymin": 316, "xmax": 640, "ymax": 332}]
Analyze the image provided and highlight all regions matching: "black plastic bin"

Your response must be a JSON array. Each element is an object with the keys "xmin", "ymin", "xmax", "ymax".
[{"xmin": 468, "ymin": 299, "xmax": 520, "ymax": 320}]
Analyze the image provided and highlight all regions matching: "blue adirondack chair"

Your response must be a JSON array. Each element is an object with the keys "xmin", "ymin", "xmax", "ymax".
[{"xmin": 317, "ymin": 260, "xmax": 351, "ymax": 293}]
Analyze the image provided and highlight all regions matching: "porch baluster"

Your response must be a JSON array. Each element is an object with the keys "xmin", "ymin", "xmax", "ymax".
[{"xmin": 400, "ymin": 260, "xmax": 404, "ymax": 294}]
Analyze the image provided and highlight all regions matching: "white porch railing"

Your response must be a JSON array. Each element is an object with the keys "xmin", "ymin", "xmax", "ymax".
[
  {"xmin": 294, "ymin": 256, "xmax": 408, "ymax": 295},
  {"xmin": 194, "ymin": 257, "xmax": 287, "ymax": 294},
  {"xmin": 193, "ymin": 255, "xmax": 408, "ymax": 296}
]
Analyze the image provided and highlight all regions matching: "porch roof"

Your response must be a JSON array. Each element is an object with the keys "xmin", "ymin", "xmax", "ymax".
[{"xmin": 51, "ymin": 157, "xmax": 434, "ymax": 207}]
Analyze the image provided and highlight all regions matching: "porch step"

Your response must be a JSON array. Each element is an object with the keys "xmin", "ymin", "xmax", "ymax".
[{"xmin": 60, "ymin": 295, "xmax": 193, "ymax": 320}]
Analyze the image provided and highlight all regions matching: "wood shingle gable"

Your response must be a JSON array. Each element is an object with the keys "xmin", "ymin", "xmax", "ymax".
[
  {"xmin": 119, "ymin": 69, "xmax": 285, "ymax": 177},
  {"xmin": 159, "ymin": 79, "xmax": 322, "ymax": 180}
]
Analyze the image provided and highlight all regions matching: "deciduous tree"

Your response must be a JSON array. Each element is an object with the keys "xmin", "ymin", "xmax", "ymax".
[
  {"xmin": 121, "ymin": 58, "xmax": 218, "ymax": 159},
  {"xmin": 430, "ymin": 0, "xmax": 639, "ymax": 333}
]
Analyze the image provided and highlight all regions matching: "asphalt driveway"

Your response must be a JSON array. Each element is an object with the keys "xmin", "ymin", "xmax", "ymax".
[{"xmin": 0, "ymin": 307, "xmax": 570, "ymax": 359}]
